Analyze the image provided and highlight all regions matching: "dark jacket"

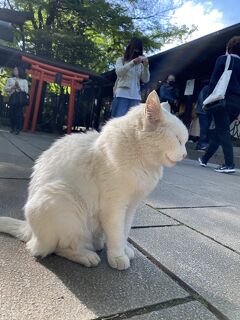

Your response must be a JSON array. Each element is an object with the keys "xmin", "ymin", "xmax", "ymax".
[
  {"xmin": 208, "ymin": 54, "xmax": 240, "ymax": 97},
  {"xmin": 159, "ymin": 83, "xmax": 180, "ymax": 105}
]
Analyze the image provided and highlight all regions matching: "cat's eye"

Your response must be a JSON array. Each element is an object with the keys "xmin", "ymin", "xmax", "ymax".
[{"xmin": 177, "ymin": 137, "xmax": 182, "ymax": 145}]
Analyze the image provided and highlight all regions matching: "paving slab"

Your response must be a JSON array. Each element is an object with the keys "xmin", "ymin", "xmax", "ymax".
[
  {"xmin": 0, "ymin": 161, "xmax": 32, "ymax": 179},
  {"xmin": 127, "ymin": 301, "xmax": 218, "ymax": 320},
  {"xmin": 0, "ymin": 179, "xmax": 28, "ymax": 219},
  {"xmin": 160, "ymin": 207, "xmax": 240, "ymax": 252},
  {"xmin": 15, "ymin": 132, "xmax": 57, "ymax": 150},
  {"xmin": 1, "ymin": 132, "xmax": 58, "ymax": 160},
  {"xmin": 167, "ymin": 159, "xmax": 240, "ymax": 188},
  {"xmin": 133, "ymin": 203, "xmax": 179, "ymax": 227},
  {"xmin": 145, "ymin": 179, "xmax": 228, "ymax": 209},
  {"xmin": 131, "ymin": 226, "xmax": 240, "ymax": 320},
  {"xmin": 0, "ymin": 134, "xmax": 33, "ymax": 178},
  {"xmin": 162, "ymin": 164, "xmax": 240, "ymax": 206},
  {"xmin": 0, "ymin": 235, "xmax": 188, "ymax": 320},
  {"xmin": 2, "ymin": 133, "xmax": 44, "ymax": 160}
]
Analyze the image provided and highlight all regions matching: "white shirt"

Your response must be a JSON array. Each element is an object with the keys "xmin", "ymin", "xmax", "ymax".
[
  {"xmin": 115, "ymin": 64, "xmax": 141, "ymax": 100},
  {"xmin": 5, "ymin": 77, "xmax": 29, "ymax": 95}
]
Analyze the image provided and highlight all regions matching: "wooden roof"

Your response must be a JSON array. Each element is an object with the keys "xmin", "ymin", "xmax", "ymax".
[{"xmin": 0, "ymin": 44, "xmax": 109, "ymax": 85}]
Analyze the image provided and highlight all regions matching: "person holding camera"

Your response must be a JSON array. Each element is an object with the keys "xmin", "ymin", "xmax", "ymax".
[
  {"xmin": 5, "ymin": 66, "xmax": 28, "ymax": 134},
  {"xmin": 111, "ymin": 38, "xmax": 150, "ymax": 118}
]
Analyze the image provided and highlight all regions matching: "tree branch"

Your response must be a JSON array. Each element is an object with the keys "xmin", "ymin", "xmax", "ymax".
[
  {"xmin": 28, "ymin": 3, "xmax": 38, "ymax": 30},
  {"xmin": 38, "ymin": 7, "xmax": 43, "ymax": 29},
  {"xmin": 6, "ymin": 0, "xmax": 14, "ymax": 10}
]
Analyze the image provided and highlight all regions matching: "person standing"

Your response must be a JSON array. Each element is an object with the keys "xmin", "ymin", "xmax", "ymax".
[
  {"xmin": 111, "ymin": 38, "xmax": 150, "ymax": 118},
  {"xmin": 0, "ymin": 90, "xmax": 3, "ymax": 112},
  {"xmin": 159, "ymin": 74, "xmax": 180, "ymax": 114},
  {"xmin": 5, "ymin": 66, "xmax": 28, "ymax": 134},
  {"xmin": 195, "ymin": 82, "xmax": 212, "ymax": 150},
  {"xmin": 199, "ymin": 36, "xmax": 240, "ymax": 173}
]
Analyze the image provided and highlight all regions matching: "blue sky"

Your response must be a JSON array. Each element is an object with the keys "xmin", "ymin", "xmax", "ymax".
[
  {"xmin": 162, "ymin": 0, "xmax": 240, "ymax": 50},
  {"xmin": 209, "ymin": 0, "xmax": 240, "ymax": 25}
]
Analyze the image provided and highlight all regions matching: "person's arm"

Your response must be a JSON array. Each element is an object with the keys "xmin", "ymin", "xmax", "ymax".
[
  {"xmin": 140, "ymin": 60, "xmax": 150, "ymax": 83},
  {"xmin": 5, "ymin": 78, "xmax": 15, "ymax": 94},
  {"xmin": 160, "ymin": 85, "xmax": 175, "ymax": 104},
  {"xmin": 208, "ymin": 56, "xmax": 225, "ymax": 95},
  {"xmin": 22, "ymin": 80, "xmax": 29, "ymax": 94},
  {"xmin": 115, "ymin": 57, "xmax": 135, "ymax": 77}
]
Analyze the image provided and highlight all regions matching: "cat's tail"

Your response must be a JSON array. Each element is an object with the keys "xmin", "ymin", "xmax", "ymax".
[{"xmin": 0, "ymin": 217, "xmax": 31, "ymax": 242}]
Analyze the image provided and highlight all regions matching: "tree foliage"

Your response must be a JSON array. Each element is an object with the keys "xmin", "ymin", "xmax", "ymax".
[{"xmin": 1, "ymin": 0, "xmax": 194, "ymax": 72}]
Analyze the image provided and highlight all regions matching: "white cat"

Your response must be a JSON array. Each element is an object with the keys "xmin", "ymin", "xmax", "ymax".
[{"xmin": 0, "ymin": 91, "xmax": 188, "ymax": 270}]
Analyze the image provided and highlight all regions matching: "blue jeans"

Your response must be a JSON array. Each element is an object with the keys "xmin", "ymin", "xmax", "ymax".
[
  {"xmin": 111, "ymin": 97, "xmax": 140, "ymax": 118},
  {"xmin": 196, "ymin": 113, "xmax": 212, "ymax": 148}
]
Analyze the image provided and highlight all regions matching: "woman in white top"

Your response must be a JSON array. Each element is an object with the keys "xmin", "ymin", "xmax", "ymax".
[
  {"xmin": 5, "ymin": 66, "xmax": 29, "ymax": 134},
  {"xmin": 111, "ymin": 38, "xmax": 150, "ymax": 117}
]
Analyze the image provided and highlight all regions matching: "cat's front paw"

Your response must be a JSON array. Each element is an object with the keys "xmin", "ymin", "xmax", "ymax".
[
  {"xmin": 107, "ymin": 252, "xmax": 130, "ymax": 270},
  {"xmin": 81, "ymin": 251, "xmax": 101, "ymax": 267},
  {"xmin": 125, "ymin": 245, "xmax": 135, "ymax": 260}
]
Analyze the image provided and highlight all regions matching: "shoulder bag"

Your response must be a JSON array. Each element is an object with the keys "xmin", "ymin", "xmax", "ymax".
[{"xmin": 203, "ymin": 54, "xmax": 232, "ymax": 112}]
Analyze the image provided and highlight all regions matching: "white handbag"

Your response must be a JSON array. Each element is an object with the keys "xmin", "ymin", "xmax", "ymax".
[{"xmin": 203, "ymin": 54, "xmax": 232, "ymax": 110}]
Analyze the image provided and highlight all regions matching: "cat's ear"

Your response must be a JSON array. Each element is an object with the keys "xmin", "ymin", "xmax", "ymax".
[{"xmin": 145, "ymin": 90, "xmax": 164, "ymax": 124}]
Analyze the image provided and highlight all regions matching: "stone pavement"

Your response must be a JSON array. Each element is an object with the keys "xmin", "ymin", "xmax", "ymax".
[{"xmin": 0, "ymin": 128, "xmax": 240, "ymax": 320}]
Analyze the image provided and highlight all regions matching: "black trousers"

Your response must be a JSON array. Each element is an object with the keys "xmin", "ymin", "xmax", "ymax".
[
  {"xmin": 197, "ymin": 113, "xmax": 212, "ymax": 147},
  {"xmin": 10, "ymin": 104, "xmax": 24, "ymax": 131},
  {"xmin": 202, "ymin": 95, "xmax": 240, "ymax": 167}
]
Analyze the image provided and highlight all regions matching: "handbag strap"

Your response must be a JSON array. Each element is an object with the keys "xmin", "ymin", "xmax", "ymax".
[{"xmin": 224, "ymin": 54, "xmax": 231, "ymax": 71}]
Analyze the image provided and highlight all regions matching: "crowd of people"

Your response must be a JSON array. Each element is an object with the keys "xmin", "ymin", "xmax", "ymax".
[
  {"xmin": 111, "ymin": 36, "xmax": 240, "ymax": 174},
  {"xmin": 1, "ymin": 36, "xmax": 240, "ymax": 173}
]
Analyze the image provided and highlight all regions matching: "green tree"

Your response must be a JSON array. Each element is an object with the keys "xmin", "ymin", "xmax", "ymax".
[{"xmin": 1, "ymin": 0, "xmax": 194, "ymax": 72}]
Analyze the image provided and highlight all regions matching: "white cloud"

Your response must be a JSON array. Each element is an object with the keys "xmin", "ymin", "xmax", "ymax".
[{"xmin": 162, "ymin": 1, "xmax": 225, "ymax": 51}]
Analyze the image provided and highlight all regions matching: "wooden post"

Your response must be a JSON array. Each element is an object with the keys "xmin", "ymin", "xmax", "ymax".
[
  {"xmin": 31, "ymin": 72, "xmax": 44, "ymax": 132},
  {"xmin": 23, "ymin": 78, "xmax": 36, "ymax": 131},
  {"xmin": 67, "ymin": 79, "xmax": 75, "ymax": 134}
]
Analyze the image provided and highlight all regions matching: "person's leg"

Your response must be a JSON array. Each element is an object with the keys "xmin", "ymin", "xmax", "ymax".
[
  {"xmin": 202, "ymin": 104, "xmax": 240, "ymax": 168},
  {"xmin": 218, "ymin": 111, "xmax": 234, "ymax": 167},
  {"xmin": 197, "ymin": 114, "xmax": 209, "ymax": 148},
  {"xmin": 15, "ymin": 105, "xmax": 23, "ymax": 133},
  {"xmin": 9, "ymin": 105, "xmax": 16, "ymax": 132},
  {"xmin": 208, "ymin": 108, "xmax": 233, "ymax": 167},
  {"xmin": 206, "ymin": 113, "xmax": 213, "ymax": 142},
  {"xmin": 171, "ymin": 101, "xmax": 179, "ymax": 114},
  {"xmin": 182, "ymin": 98, "xmax": 193, "ymax": 129},
  {"xmin": 201, "ymin": 126, "xmax": 220, "ymax": 164},
  {"xmin": 111, "ymin": 97, "xmax": 131, "ymax": 118}
]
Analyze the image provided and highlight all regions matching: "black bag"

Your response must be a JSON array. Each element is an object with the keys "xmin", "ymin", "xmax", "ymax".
[
  {"xmin": 9, "ymin": 91, "xmax": 29, "ymax": 107},
  {"xmin": 203, "ymin": 99, "xmax": 226, "ymax": 112}
]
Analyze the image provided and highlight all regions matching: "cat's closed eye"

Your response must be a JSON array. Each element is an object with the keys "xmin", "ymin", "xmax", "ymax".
[{"xmin": 177, "ymin": 137, "xmax": 182, "ymax": 145}]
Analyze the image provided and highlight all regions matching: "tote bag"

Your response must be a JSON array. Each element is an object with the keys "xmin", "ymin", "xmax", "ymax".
[{"xmin": 203, "ymin": 54, "xmax": 232, "ymax": 112}]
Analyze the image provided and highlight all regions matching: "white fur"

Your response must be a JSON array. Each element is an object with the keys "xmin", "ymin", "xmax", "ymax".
[{"xmin": 0, "ymin": 91, "xmax": 188, "ymax": 270}]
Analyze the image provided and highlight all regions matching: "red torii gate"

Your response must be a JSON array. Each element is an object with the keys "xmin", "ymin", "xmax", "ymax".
[{"xmin": 22, "ymin": 56, "xmax": 90, "ymax": 134}]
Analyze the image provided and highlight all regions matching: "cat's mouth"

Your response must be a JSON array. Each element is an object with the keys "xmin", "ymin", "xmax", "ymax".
[{"xmin": 165, "ymin": 155, "xmax": 177, "ymax": 165}]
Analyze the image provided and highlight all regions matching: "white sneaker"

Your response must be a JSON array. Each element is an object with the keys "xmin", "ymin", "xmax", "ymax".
[{"xmin": 198, "ymin": 157, "xmax": 207, "ymax": 167}]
